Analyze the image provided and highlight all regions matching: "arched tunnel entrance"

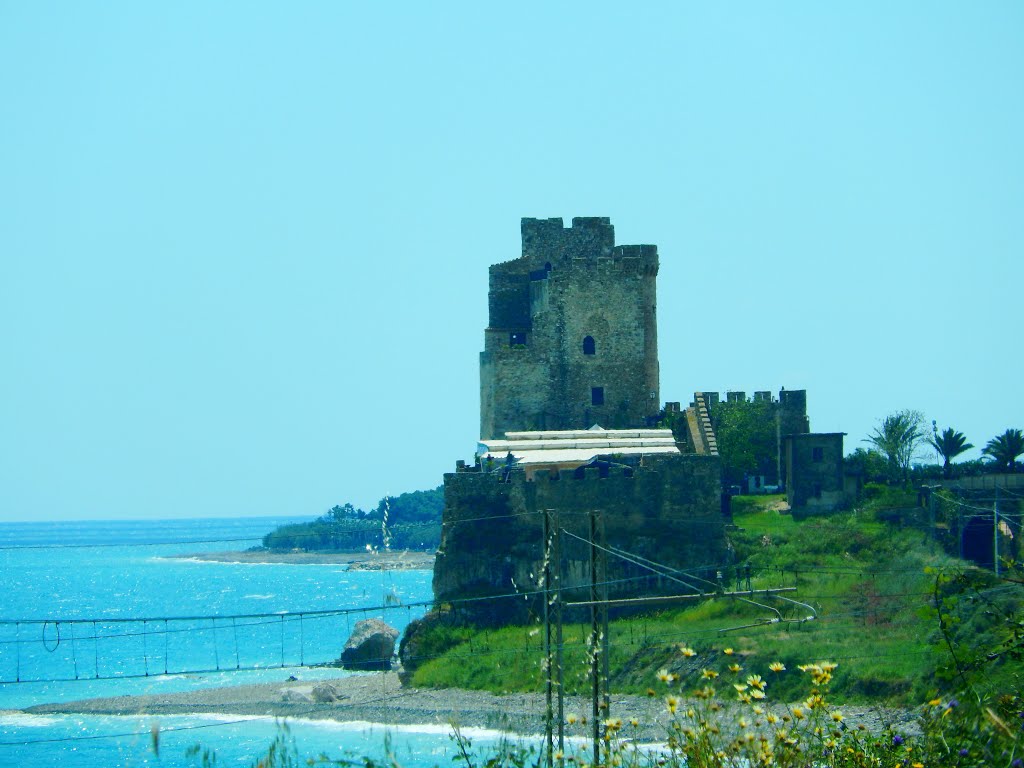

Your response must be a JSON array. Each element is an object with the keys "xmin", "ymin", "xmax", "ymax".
[{"xmin": 961, "ymin": 515, "xmax": 994, "ymax": 569}]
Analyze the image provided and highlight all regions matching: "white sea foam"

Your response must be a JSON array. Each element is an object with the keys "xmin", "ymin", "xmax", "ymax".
[
  {"xmin": 0, "ymin": 713, "xmax": 62, "ymax": 728},
  {"xmin": 253, "ymin": 717, "xmax": 530, "ymax": 742}
]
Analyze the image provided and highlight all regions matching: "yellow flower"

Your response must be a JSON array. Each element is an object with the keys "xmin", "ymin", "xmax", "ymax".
[
  {"xmin": 831, "ymin": 712, "xmax": 843, "ymax": 722},
  {"xmin": 657, "ymin": 669, "xmax": 672, "ymax": 683},
  {"xmin": 666, "ymin": 696, "xmax": 679, "ymax": 714},
  {"xmin": 750, "ymin": 689, "xmax": 766, "ymax": 699},
  {"xmin": 792, "ymin": 708, "xmax": 805, "ymax": 720},
  {"xmin": 734, "ymin": 683, "xmax": 749, "ymax": 692},
  {"xmin": 629, "ymin": 717, "xmax": 638, "ymax": 727},
  {"xmin": 769, "ymin": 661, "xmax": 786, "ymax": 672},
  {"xmin": 766, "ymin": 714, "xmax": 778, "ymax": 724},
  {"xmin": 680, "ymin": 646, "xmax": 696, "ymax": 657},
  {"xmin": 567, "ymin": 714, "xmax": 578, "ymax": 724},
  {"xmin": 723, "ymin": 647, "xmax": 734, "ymax": 655},
  {"xmin": 805, "ymin": 694, "xmax": 824, "ymax": 710},
  {"xmin": 701, "ymin": 669, "xmax": 719, "ymax": 679},
  {"xmin": 728, "ymin": 663, "xmax": 742, "ymax": 673},
  {"xmin": 928, "ymin": 698, "xmax": 942, "ymax": 707}
]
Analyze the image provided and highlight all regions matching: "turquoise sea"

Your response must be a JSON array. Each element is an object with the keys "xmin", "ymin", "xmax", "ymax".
[{"xmin": 0, "ymin": 518, "xmax": 521, "ymax": 767}]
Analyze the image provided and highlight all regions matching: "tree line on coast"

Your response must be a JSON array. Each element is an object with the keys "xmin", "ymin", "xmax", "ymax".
[{"xmin": 260, "ymin": 486, "xmax": 443, "ymax": 552}]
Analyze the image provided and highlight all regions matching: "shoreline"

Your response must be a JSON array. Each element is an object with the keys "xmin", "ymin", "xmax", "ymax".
[
  {"xmin": 22, "ymin": 673, "xmax": 918, "ymax": 743},
  {"xmin": 169, "ymin": 550, "xmax": 436, "ymax": 570}
]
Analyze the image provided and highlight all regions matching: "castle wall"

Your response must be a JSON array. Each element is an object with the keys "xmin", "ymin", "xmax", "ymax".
[
  {"xmin": 435, "ymin": 454, "xmax": 725, "ymax": 624},
  {"xmin": 696, "ymin": 388, "xmax": 811, "ymax": 486}
]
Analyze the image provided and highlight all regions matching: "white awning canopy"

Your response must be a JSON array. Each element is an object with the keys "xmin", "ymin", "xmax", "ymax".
[{"xmin": 478, "ymin": 426, "xmax": 679, "ymax": 467}]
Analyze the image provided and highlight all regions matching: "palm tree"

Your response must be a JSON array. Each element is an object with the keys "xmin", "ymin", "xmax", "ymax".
[
  {"xmin": 927, "ymin": 427, "xmax": 973, "ymax": 478},
  {"xmin": 982, "ymin": 428, "xmax": 1024, "ymax": 473},
  {"xmin": 864, "ymin": 409, "xmax": 926, "ymax": 484}
]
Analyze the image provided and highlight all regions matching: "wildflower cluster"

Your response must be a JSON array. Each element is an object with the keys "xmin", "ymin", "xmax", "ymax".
[
  {"xmin": 559, "ymin": 646, "xmax": 1022, "ymax": 768},
  {"xmin": 650, "ymin": 652, "xmax": 883, "ymax": 767}
]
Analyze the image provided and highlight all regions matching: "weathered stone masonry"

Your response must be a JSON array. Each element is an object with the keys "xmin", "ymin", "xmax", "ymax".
[
  {"xmin": 434, "ymin": 454, "xmax": 724, "ymax": 623},
  {"xmin": 480, "ymin": 217, "xmax": 660, "ymax": 439}
]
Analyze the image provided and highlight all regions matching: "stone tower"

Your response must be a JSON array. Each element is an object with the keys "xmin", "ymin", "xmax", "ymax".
[{"xmin": 479, "ymin": 217, "xmax": 660, "ymax": 439}]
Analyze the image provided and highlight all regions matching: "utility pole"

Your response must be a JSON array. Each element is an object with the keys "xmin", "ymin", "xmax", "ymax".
[
  {"xmin": 542, "ymin": 509, "xmax": 553, "ymax": 768},
  {"xmin": 994, "ymin": 488, "xmax": 1000, "ymax": 577},
  {"xmin": 927, "ymin": 486, "xmax": 936, "ymax": 540},
  {"xmin": 589, "ymin": 508, "xmax": 603, "ymax": 768},
  {"xmin": 542, "ymin": 508, "xmax": 565, "ymax": 764},
  {"xmin": 553, "ymin": 509, "xmax": 564, "ymax": 756}
]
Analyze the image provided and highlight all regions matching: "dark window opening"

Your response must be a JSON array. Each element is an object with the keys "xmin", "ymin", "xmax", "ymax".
[
  {"xmin": 962, "ymin": 516, "xmax": 995, "ymax": 568},
  {"xmin": 591, "ymin": 386, "xmax": 604, "ymax": 406},
  {"xmin": 510, "ymin": 332, "xmax": 527, "ymax": 346},
  {"xmin": 812, "ymin": 446, "xmax": 824, "ymax": 462},
  {"xmin": 583, "ymin": 335, "xmax": 596, "ymax": 355}
]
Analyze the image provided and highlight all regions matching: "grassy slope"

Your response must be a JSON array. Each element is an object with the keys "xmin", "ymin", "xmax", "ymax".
[{"xmin": 410, "ymin": 491, "xmax": 1020, "ymax": 705}]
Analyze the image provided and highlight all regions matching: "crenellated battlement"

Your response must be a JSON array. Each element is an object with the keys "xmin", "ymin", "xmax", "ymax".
[{"xmin": 520, "ymin": 216, "xmax": 615, "ymax": 263}]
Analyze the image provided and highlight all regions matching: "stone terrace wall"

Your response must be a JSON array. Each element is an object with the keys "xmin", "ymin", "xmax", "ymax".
[{"xmin": 434, "ymin": 454, "xmax": 725, "ymax": 624}]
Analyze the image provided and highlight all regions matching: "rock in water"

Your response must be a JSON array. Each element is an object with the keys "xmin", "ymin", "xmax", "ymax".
[{"xmin": 341, "ymin": 618, "xmax": 399, "ymax": 671}]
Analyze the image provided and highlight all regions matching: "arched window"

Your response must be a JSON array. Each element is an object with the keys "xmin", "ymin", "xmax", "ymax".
[{"xmin": 582, "ymin": 336, "xmax": 596, "ymax": 356}]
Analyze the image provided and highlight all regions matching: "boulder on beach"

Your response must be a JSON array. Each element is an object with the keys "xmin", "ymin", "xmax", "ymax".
[
  {"xmin": 281, "ymin": 689, "xmax": 313, "ymax": 704},
  {"xmin": 311, "ymin": 682, "xmax": 341, "ymax": 703},
  {"xmin": 341, "ymin": 618, "xmax": 399, "ymax": 671}
]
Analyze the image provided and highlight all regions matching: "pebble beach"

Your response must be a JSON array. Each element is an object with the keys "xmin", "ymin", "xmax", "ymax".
[{"xmin": 22, "ymin": 672, "xmax": 918, "ymax": 744}]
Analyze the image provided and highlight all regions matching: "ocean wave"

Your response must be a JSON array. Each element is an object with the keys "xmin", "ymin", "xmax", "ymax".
[
  {"xmin": 0, "ymin": 713, "xmax": 62, "ymax": 728},
  {"xmin": 274, "ymin": 718, "xmax": 534, "ymax": 741}
]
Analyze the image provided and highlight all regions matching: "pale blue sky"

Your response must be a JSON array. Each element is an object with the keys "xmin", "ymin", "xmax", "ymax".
[{"xmin": 2, "ymin": 3, "xmax": 1021, "ymax": 521}]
